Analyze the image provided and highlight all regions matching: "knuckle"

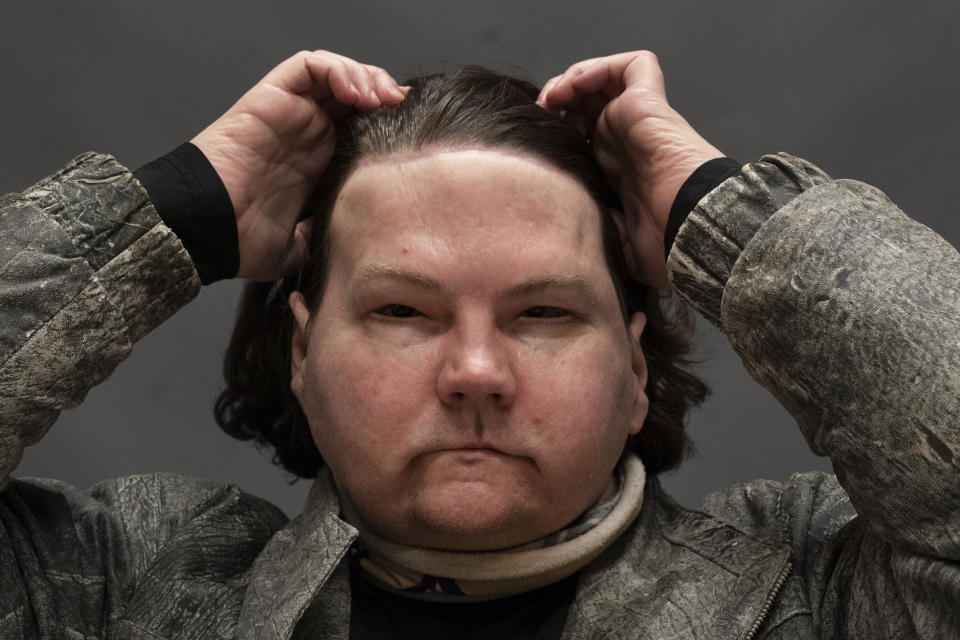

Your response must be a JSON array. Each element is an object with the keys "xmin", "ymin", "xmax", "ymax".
[
  {"xmin": 286, "ymin": 50, "xmax": 314, "ymax": 67},
  {"xmin": 635, "ymin": 50, "xmax": 660, "ymax": 66}
]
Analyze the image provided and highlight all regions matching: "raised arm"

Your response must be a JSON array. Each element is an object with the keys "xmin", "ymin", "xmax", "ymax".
[
  {"xmin": 0, "ymin": 51, "xmax": 407, "ymax": 637},
  {"xmin": 0, "ymin": 50, "xmax": 406, "ymax": 490},
  {"xmin": 541, "ymin": 50, "xmax": 960, "ymax": 636},
  {"xmin": 667, "ymin": 152, "xmax": 960, "ymax": 559},
  {"xmin": 0, "ymin": 153, "xmax": 198, "ymax": 490}
]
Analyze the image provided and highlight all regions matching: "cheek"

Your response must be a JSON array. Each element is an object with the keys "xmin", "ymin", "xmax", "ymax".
[
  {"xmin": 299, "ymin": 332, "xmax": 438, "ymax": 466},
  {"xmin": 517, "ymin": 341, "xmax": 636, "ymax": 459}
]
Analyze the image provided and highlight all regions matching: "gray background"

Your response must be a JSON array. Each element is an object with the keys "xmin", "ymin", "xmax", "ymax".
[{"xmin": 4, "ymin": 1, "xmax": 958, "ymax": 517}]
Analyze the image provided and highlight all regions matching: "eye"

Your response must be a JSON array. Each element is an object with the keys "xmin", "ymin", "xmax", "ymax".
[
  {"xmin": 520, "ymin": 306, "xmax": 570, "ymax": 319},
  {"xmin": 374, "ymin": 304, "xmax": 421, "ymax": 318}
]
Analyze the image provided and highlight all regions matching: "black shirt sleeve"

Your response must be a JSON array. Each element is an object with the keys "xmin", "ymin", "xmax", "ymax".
[
  {"xmin": 664, "ymin": 157, "xmax": 742, "ymax": 259},
  {"xmin": 134, "ymin": 142, "xmax": 239, "ymax": 284}
]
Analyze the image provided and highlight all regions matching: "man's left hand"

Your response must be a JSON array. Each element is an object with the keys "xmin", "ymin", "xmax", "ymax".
[{"xmin": 538, "ymin": 50, "xmax": 724, "ymax": 288}]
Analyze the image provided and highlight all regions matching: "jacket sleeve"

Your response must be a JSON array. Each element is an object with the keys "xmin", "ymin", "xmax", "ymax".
[
  {"xmin": 0, "ymin": 152, "xmax": 201, "ymax": 490},
  {"xmin": 0, "ymin": 155, "xmax": 292, "ymax": 637},
  {"xmin": 667, "ymin": 153, "xmax": 960, "ymax": 635}
]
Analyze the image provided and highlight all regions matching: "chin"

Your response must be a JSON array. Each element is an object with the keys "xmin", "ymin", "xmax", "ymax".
[{"xmin": 405, "ymin": 480, "xmax": 551, "ymax": 551}]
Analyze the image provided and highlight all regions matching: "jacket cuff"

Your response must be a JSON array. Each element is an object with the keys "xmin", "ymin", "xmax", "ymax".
[
  {"xmin": 664, "ymin": 157, "xmax": 742, "ymax": 259},
  {"xmin": 50, "ymin": 152, "xmax": 200, "ymax": 341},
  {"xmin": 666, "ymin": 152, "xmax": 833, "ymax": 326},
  {"xmin": 134, "ymin": 143, "xmax": 239, "ymax": 284}
]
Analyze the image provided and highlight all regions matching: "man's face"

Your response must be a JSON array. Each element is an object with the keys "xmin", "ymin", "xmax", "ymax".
[{"xmin": 290, "ymin": 148, "xmax": 648, "ymax": 551}]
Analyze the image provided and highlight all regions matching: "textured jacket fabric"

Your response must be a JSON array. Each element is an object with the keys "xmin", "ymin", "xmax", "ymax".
[{"xmin": 0, "ymin": 152, "xmax": 957, "ymax": 639}]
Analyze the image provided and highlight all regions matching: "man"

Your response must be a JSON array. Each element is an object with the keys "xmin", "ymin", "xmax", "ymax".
[{"xmin": 0, "ymin": 50, "xmax": 957, "ymax": 639}]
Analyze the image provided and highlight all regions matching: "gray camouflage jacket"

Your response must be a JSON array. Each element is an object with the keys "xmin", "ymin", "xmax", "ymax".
[{"xmin": 0, "ymin": 152, "xmax": 957, "ymax": 639}]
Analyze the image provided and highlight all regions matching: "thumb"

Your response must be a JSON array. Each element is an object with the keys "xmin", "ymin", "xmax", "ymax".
[
  {"xmin": 609, "ymin": 208, "xmax": 642, "ymax": 282},
  {"xmin": 276, "ymin": 218, "xmax": 314, "ymax": 278}
]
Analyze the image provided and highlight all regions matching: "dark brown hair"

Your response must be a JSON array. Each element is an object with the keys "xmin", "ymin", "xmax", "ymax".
[{"xmin": 215, "ymin": 67, "xmax": 708, "ymax": 479}]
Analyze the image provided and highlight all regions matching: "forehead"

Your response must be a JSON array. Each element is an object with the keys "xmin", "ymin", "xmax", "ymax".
[{"xmin": 329, "ymin": 148, "xmax": 606, "ymax": 275}]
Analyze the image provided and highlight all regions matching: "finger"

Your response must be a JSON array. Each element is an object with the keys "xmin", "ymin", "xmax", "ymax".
[
  {"xmin": 542, "ymin": 79, "xmax": 586, "ymax": 113},
  {"xmin": 619, "ymin": 50, "xmax": 665, "ymax": 96},
  {"xmin": 354, "ymin": 66, "xmax": 384, "ymax": 109},
  {"xmin": 288, "ymin": 51, "xmax": 388, "ymax": 110},
  {"xmin": 539, "ymin": 57, "xmax": 603, "ymax": 107},
  {"xmin": 265, "ymin": 50, "xmax": 343, "ymax": 101},
  {"xmin": 568, "ymin": 58, "xmax": 624, "ymax": 99},
  {"xmin": 326, "ymin": 58, "xmax": 386, "ymax": 110},
  {"xmin": 570, "ymin": 50, "xmax": 664, "ymax": 100},
  {"xmin": 539, "ymin": 70, "xmax": 581, "ymax": 108},
  {"xmin": 329, "ymin": 63, "xmax": 377, "ymax": 110},
  {"xmin": 367, "ymin": 65, "xmax": 405, "ymax": 105},
  {"xmin": 277, "ymin": 218, "xmax": 314, "ymax": 277},
  {"xmin": 537, "ymin": 75, "xmax": 562, "ymax": 108},
  {"xmin": 325, "ymin": 59, "xmax": 362, "ymax": 106}
]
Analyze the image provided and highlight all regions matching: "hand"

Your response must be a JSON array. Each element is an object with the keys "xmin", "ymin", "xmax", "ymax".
[
  {"xmin": 192, "ymin": 50, "xmax": 407, "ymax": 281},
  {"xmin": 538, "ymin": 51, "xmax": 724, "ymax": 288}
]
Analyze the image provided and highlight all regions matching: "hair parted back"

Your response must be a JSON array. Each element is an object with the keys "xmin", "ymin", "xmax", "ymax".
[{"xmin": 215, "ymin": 66, "xmax": 708, "ymax": 480}]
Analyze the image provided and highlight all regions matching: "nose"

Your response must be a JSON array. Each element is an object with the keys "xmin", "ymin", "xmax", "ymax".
[{"xmin": 436, "ymin": 321, "xmax": 517, "ymax": 407}]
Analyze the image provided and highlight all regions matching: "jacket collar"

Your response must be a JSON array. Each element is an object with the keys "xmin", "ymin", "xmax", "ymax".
[
  {"xmin": 237, "ymin": 469, "xmax": 356, "ymax": 640},
  {"xmin": 238, "ymin": 473, "xmax": 790, "ymax": 640},
  {"xmin": 562, "ymin": 479, "xmax": 791, "ymax": 639}
]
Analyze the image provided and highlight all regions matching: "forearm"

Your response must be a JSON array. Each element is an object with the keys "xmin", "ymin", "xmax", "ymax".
[
  {"xmin": 0, "ymin": 153, "xmax": 200, "ymax": 490},
  {"xmin": 667, "ymin": 153, "xmax": 960, "ymax": 559}
]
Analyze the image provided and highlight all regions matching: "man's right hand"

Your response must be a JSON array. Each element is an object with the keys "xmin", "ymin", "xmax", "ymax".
[{"xmin": 191, "ymin": 50, "xmax": 406, "ymax": 281}]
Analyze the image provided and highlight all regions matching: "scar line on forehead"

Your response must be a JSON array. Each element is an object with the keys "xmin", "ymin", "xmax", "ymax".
[{"xmin": 352, "ymin": 146, "xmax": 578, "ymax": 180}]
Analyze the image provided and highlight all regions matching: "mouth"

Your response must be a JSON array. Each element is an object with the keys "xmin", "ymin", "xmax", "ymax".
[
  {"xmin": 414, "ymin": 444, "xmax": 536, "ymax": 470},
  {"xmin": 440, "ymin": 441, "xmax": 509, "ymax": 453},
  {"xmin": 421, "ymin": 437, "xmax": 513, "ymax": 459},
  {"xmin": 439, "ymin": 445, "xmax": 505, "ymax": 455},
  {"xmin": 433, "ymin": 447, "xmax": 512, "ymax": 468}
]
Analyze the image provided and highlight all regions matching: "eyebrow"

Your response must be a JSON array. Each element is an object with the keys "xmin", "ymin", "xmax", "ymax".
[
  {"xmin": 501, "ymin": 274, "xmax": 602, "ymax": 308},
  {"xmin": 353, "ymin": 266, "xmax": 601, "ymax": 307},
  {"xmin": 353, "ymin": 265, "xmax": 447, "ymax": 294}
]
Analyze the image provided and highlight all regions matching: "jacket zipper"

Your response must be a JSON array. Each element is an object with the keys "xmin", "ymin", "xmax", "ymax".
[{"xmin": 743, "ymin": 560, "xmax": 792, "ymax": 640}]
